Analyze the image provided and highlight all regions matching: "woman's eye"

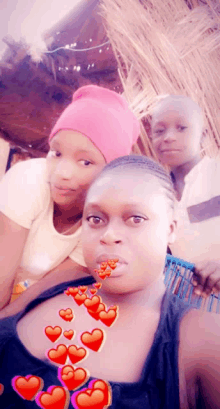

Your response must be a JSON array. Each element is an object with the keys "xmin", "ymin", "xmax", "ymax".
[
  {"xmin": 86, "ymin": 216, "xmax": 104, "ymax": 226},
  {"xmin": 127, "ymin": 216, "xmax": 146, "ymax": 225},
  {"xmin": 79, "ymin": 160, "xmax": 92, "ymax": 166}
]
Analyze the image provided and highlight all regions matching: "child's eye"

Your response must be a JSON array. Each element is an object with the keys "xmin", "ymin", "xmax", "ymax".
[
  {"xmin": 79, "ymin": 160, "xmax": 92, "ymax": 166},
  {"xmin": 126, "ymin": 216, "xmax": 146, "ymax": 225},
  {"xmin": 86, "ymin": 216, "xmax": 104, "ymax": 226},
  {"xmin": 154, "ymin": 129, "xmax": 165, "ymax": 136}
]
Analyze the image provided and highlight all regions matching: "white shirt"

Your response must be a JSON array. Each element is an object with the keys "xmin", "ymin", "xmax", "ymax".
[
  {"xmin": 170, "ymin": 156, "xmax": 220, "ymax": 263},
  {"xmin": 0, "ymin": 158, "xmax": 86, "ymax": 286}
]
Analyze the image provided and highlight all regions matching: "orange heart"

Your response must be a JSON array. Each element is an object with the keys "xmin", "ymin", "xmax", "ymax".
[
  {"xmin": 37, "ymin": 386, "xmax": 69, "ymax": 409},
  {"xmin": 84, "ymin": 295, "xmax": 101, "ymax": 312},
  {"xmin": 109, "ymin": 305, "xmax": 118, "ymax": 311},
  {"xmin": 81, "ymin": 329, "xmax": 104, "ymax": 352},
  {"xmin": 87, "ymin": 303, "xmax": 106, "ymax": 321},
  {"xmin": 63, "ymin": 330, "xmax": 74, "ymax": 340},
  {"xmin": 68, "ymin": 345, "xmax": 87, "ymax": 364},
  {"xmin": 48, "ymin": 344, "xmax": 68, "ymax": 365},
  {"xmin": 75, "ymin": 388, "xmax": 106, "ymax": 409},
  {"xmin": 45, "ymin": 326, "xmax": 62, "ymax": 343},
  {"xmin": 100, "ymin": 262, "xmax": 108, "ymax": 271},
  {"xmin": 98, "ymin": 271, "xmax": 107, "ymax": 280},
  {"xmin": 79, "ymin": 286, "xmax": 87, "ymax": 293},
  {"xmin": 61, "ymin": 366, "xmax": 87, "ymax": 391},
  {"xmin": 90, "ymin": 289, "xmax": 97, "ymax": 295},
  {"xmin": 74, "ymin": 293, "xmax": 87, "ymax": 306},
  {"xmin": 64, "ymin": 290, "xmax": 70, "ymax": 296},
  {"xmin": 68, "ymin": 287, "xmax": 79, "ymax": 296},
  {"xmin": 94, "ymin": 283, "xmax": 102, "ymax": 289},
  {"xmin": 13, "ymin": 375, "xmax": 43, "ymax": 400},
  {"xmin": 93, "ymin": 380, "xmax": 110, "ymax": 405},
  {"xmin": 105, "ymin": 269, "xmax": 112, "ymax": 277},
  {"xmin": 99, "ymin": 309, "xmax": 117, "ymax": 327},
  {"xmin": 59, "ymin": 308, "xmax": 74, "ymax": 322}
]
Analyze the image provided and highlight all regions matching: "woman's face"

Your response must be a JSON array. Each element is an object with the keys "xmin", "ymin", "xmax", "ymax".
[
  {"xmin": 47, "ymin": 130, "xmax": 106, "ymax": 209},
  {"xmin": 151, "ymin": 99, "xmax": 203, "ymax": 169},
  {"xmin": 82, "ymin": 170, "xmax": 176, "ymax": 295}
]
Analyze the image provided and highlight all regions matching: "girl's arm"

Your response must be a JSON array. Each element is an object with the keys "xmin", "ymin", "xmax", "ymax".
[
  {"xmin": 0, "ymin": 212, "xmax": 29, "ymax": 310},
  {"xmin": 0, "ymin": 256, "xmax": 89, "ymax": 318},
  {"xmin": 180, "ymin": 309, "xmax": 220, "ymax": 408}
]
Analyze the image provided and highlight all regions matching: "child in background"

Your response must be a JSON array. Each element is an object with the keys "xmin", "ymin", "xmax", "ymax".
[
  {"xmin": 151, "ymin": 95, "xmax": 220, "ymax": 297},
  {"xmin": 0, "ymin": 85, "xmax": 140, "ymax": 309},
  {"xmin": 0, "ymin": 155, "xmax": 220, "ymax": 409}
]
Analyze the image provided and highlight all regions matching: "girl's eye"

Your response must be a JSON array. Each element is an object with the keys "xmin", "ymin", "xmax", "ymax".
[
  {"xmin": 177, "ymin": 125, "xmax": 187, "ymax": 131},
  {"xmin": 86, "ymin": 216, "xmax": 104, "ymax": 226},
  {"xmin": 127, "ymin": 216, "xmax": 146, "ymax": 225},
  {"xmin": 79, "ymin": 160, "xmax": 92, "ymax": 166},
  {"xmin": 48, "ymin": 150, "xmax": 61, "ymax": 158}
]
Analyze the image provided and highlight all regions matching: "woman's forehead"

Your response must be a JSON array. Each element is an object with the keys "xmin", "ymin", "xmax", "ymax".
[{"xmin": 86, "ymin": 170, "xmax": 165, "ymax": 204}]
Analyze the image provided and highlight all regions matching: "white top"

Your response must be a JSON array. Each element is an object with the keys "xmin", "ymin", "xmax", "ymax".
[
  {"xmin": 170, "ymin": 156, "xmax": 220, "ymax": 263},
  {"xmin": 0, "ymin": 158, "xmax": 86, "ymax": 287}
]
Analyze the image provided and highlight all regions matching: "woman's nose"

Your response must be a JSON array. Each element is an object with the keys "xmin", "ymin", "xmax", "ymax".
[{"xmin": 100, "ymin": 226, "xmax": 122, "ymax": 245}]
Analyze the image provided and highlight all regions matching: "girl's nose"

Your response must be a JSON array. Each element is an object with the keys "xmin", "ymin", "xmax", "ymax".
[
  {"xmin": 100, "ymin": 226, "xmax": 122, "ymax": 245},
  {"xmin": 54, "ymin": 160, "xmax": 76, "ymax": 180}
]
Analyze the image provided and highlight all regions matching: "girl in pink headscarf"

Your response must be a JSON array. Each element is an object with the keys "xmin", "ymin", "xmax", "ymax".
[{"xmin": 0, "ymin": 85, "xmax": 140, "ymax": 311}]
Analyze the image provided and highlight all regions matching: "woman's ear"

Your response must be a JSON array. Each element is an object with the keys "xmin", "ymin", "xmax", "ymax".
[{"xmin": 168, "ymin": 219, "xmax": 177, "ymax": 245}]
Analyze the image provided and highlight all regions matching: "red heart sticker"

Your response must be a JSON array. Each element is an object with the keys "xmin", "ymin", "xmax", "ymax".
[
  {"xmin": 87, "ymin": 303, "xmax": 106, "ymax": 321},
  {"xmin": 59, "ymin": 308, "xmax": 74, "ymax": 322},
  {"xmin": 36, "ymin": 386, "xmax": 69, "ymax": 409},
  {"xmin": 45, "ymin": 326, "xmax": 62, "ymax": 343},
  {"xmin": 81, "ymin": 329, "xmax": 104, "ymax": 352},
  {"xmin": 90, "ymin": 289, "xmax": 97, "ymax": 295},
  {"xmin": 59, "ymin": 365, "xmax": 88, "ymax": 391},
  {"xmin": 47, "ymin": 344, "xmax": 68, "ymax": 365},
  {"xmin": 75, "ymin": 389, "xmax": 105, "ymax": 409},
  {"xmin": 68, "ymin": 287, "xmax": 79, "ymax": 296},
  {"xmin": 63, "ymin": 329, "xmax": 75, "ymax": 340},
  {"xmin": 79, "ymin": 286, "xmax": 87, "ymax": 293},
  {"xmin": 94, "ymin": 283, "xmax": 102, "ymax": 290},
  {"xmin": 84, "ymin": 296, "xmax": 101, "ymax": 312},
  {"xmin": 74, "ymin": 293, "xmax": 87, "ymax": 306},
  {"xmin": 0, "ymin": 383, "xmax": 4, "ymax": 396},
  {"xmin": 12, "ymin": 375, "xmax": 43, "ymax": 400},
  {"xmin": 99, "ymin": 309, "xmax": 117, "ymax": 327},
  {"xmin": 68, "ymin": 345, "xmax": 87, "ymax": 364}
]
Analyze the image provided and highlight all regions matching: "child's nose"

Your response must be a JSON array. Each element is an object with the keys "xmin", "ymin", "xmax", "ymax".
[{"xmin": 163, "ymin": 129, "xmax": 176, "ymax": 142}]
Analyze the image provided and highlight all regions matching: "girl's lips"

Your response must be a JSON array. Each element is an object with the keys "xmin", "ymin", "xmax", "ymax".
[{"xmin": 53, "ymin": 185, "xmax": 75, "ymax": 195}]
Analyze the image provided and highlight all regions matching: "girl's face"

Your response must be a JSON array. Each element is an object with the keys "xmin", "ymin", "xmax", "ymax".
[
  {"xmin": 82, "ymin": 170, "xmax": 176, "ymax": 295},
  {"xmin": 47, "ymin": 130, "xmax": 106, "ymax": 208},
  {"xmin": 151, "ymin": 100, "xmax": 203, "ymax": 169}
]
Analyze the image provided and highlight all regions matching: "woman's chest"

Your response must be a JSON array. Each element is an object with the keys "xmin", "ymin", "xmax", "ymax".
[{"xmin": 17, "ymin": 293, "xmax": 160, "ymax": 383}]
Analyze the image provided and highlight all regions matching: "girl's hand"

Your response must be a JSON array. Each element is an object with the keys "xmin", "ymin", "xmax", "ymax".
[{"xmin": 192, "ymin": 260, "xmax": 220, "ymax": 297}]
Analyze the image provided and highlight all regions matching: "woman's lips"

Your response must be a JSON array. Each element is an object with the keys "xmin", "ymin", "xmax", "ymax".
[{"xmin": 53, "ymin": 185, "xmax": 75, "ymax": 195}]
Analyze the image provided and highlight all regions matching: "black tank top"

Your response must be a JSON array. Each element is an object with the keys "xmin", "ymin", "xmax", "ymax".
[{"xmin": 0, "ymin": 276, "xmax": 191, "ymax": 408}]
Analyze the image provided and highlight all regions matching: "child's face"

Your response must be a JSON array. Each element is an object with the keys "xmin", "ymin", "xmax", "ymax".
[
  {"xmin": 47, "ymin": 130, "xmax": 106, "ymax": 208},
  {"xmin": 82, "ymin": 170, "xmax": 176, "ymax": 295},
  {"xmin": 151, "ymin": 99, "xmax": 203, "ymax": 168}
]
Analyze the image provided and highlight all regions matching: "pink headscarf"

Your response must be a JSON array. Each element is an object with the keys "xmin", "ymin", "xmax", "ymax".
[{"xmin": 49, "ymin": 85, "xmax": 140, "ymax": 163}]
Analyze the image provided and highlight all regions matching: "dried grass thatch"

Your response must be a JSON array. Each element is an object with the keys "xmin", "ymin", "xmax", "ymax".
[{"xmin": 101, "ymin": 0, "xmax": 220, "ymax": 158}]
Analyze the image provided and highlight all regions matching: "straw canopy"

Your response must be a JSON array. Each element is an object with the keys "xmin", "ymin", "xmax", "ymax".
[{"xmin": 101, "ymin": 0, "xmax": 220, "ymax": 158}]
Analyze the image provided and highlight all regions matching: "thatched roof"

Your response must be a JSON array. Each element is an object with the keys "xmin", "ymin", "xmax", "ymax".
[{"xmin": 101, "ymin": 0, "xmax": 220, "ymax": 158}]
